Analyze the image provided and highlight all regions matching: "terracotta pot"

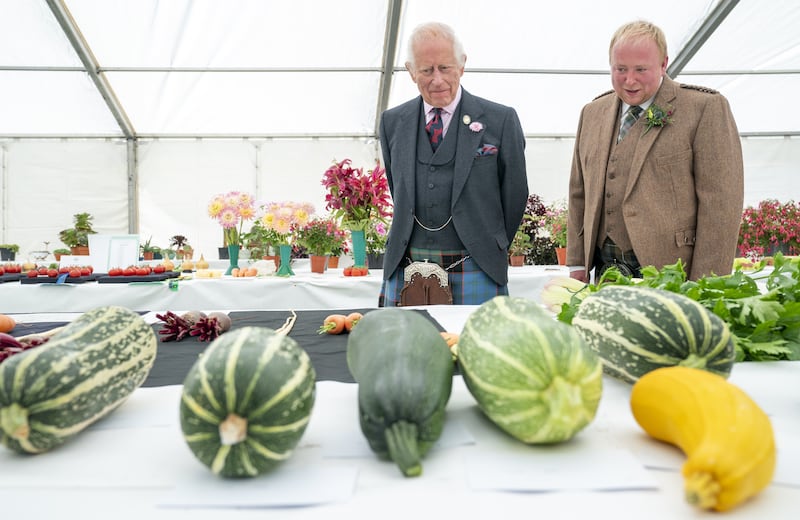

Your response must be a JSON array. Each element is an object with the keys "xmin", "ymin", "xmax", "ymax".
[
  {"xmin": 555, "ymin": 247, "xmax": 567, "ymax": 265},
  {"xmin": 309, "ymin": 255, "xmax": 328, "ymax": 274},
  {"xmin": 70, "ymin": 246, "xmax": 90, "ymax": 256},
  {"xmin": 509, "ymin": 255, "xmax": 525, "ymax": 267},
  {"xmin": 142, "ymin": 252, "xmax": 154, "ymax": 261}
]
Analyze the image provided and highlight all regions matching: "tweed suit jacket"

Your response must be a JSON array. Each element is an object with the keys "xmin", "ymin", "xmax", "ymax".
[
  {"xmin": 567, "ymin": 76, "xmax": 744, "ymax": 280},
  {"xmin": 378, "ymin": 88, "xmax": 528, "ymax": 286}
]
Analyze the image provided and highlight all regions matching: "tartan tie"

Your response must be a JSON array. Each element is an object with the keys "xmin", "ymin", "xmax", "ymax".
[
  {"xmin": 617, "ymin": 105, "xmax": 643, "ymax": 142},
  {"xmin": 425, "ymin": 108, "xmax": 444, "ymax": 151}
]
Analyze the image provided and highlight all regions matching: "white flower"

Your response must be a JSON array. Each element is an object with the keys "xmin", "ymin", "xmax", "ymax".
[{"xmin": 469, "ymin": 121, "xmax": 484, "ymax": 132}]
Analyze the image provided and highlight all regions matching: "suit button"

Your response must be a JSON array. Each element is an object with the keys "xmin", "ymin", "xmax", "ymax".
[
  {"xmin": 606, "ymin": 192, "xmax": 612, "ymax": 198},
  {"xmin": 428, "ymin": 183, "xmax": 434, "ymax": 189},
  {"xmin": 429, "ymin": 166, "xmax": 436, "ymax": 172}
]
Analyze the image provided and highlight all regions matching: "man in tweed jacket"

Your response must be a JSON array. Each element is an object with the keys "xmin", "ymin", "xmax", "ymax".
[{"xmin": 568, "ymin": 20, "xmax": 744, "ymax": 282}]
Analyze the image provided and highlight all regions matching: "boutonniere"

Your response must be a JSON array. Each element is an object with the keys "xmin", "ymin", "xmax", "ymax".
[
  {"xmin": 465, "ymin": 117, "xmax": 484, "ymax": 133},
  {"xmin": 642, "ymin": 103, "xmax": 674, "ymax": 136}
]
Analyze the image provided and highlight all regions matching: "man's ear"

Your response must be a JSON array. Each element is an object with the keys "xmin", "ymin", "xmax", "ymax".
[{"xmin": 405, "ymin": 61, "xmax": 416, "ymax": 81}]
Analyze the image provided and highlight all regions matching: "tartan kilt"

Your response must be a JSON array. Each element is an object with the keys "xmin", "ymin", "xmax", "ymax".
[{"xmin": 379, "ymin": 257, "xmax": 508, "ymax": 306}]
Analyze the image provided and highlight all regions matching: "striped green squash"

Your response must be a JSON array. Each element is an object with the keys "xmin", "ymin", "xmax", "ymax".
[
  {"xmin": 179, "ymin": 327, "xmax": 315, "ymax": 478},
  {"xmin": 0, "ymin": 306, "xmax": 157, "ymax": 454},
  {"xmin": 572, "ymin": 285, "xmax": 735, "ymax": 384},
  {"xmin": 458, "ymin": 296, "xmax": 602, "ymax": 444}
]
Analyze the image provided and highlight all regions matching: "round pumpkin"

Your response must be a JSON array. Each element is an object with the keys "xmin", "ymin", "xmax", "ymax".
[{"xmin": 179, "ymin": 327, "xmax": 316, "ymax": 478}]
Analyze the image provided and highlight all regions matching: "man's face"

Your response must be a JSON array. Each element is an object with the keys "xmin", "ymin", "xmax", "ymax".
[
  {"xmin": 406, "ymin": 37, "xmax": 465, "ymax": 107},
  {"xmin": 610, "ymin": 36, "xmax": 667, "ymax": 106}
]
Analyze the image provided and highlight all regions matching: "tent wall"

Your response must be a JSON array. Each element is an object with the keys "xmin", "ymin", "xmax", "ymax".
[{"xmin": 2, "ymin": 136, "xmax": 798, "ymax": 262}]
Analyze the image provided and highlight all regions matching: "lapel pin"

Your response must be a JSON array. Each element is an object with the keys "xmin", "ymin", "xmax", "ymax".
[{"xmin": 462, "ymin": 115, "xmax": 471, "ymax": 125}]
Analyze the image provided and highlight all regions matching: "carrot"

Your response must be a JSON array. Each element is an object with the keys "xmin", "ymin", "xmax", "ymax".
[
  {"xmin": 344, "ymin": 312, "xmax": 363, "ymax": 332},
  {"xmin": 318, "ymin": 314, "xmax": 347, "ymax": 335}
]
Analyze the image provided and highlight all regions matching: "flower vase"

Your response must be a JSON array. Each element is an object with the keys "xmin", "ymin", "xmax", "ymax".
[
  {"xmin": 350, "ymin": 229, "xmax": 367, "ymax": 267},
  {"xmin": 225, "ymin": 245, "xmax": 240, "ymax": 275},
  {"xmin": 276, "ymin": 244, "xmax": 294, "ymax": 276}
]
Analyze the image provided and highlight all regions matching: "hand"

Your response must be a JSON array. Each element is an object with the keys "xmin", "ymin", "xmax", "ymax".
[{"xmin": 570, "ymin": 269, "xmax": 589, "ymax": 283}]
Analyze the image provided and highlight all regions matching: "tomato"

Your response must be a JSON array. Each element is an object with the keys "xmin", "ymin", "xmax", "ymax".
[
  {"xmin": 68, "ymin": 268, "xmax": 82, "ymax": 278},
  {"xmin": 123, "ymin": 267, "xmax": 136, "ymax": 276},
  {"xmin": 47, "ymin": 268, "xmax": 59, "ymax": 278},
  {"xmin": 0, "ymin": 266, "xmax": 5, "ymax": 275},
  {"xmin": 153, "ymin": 265, "xmax": 165, "ymax": 274},
  {"xmin": 135, "ymin": 267, "xmax": 149, "ymax": 276},
  {"xmin": 38, "ymin": 266, "xmax": 48, "ymax": 275},
  {"xmin": 27, "ymin": 270, "xmax": 38, "ymax": 278},
  {"xmin": 343, "ymin": 266, "xmax": 353, "ymax": 276},
  {"xmin": 59, "ymin": 266, "xmax": 70, "ymax": 274}
]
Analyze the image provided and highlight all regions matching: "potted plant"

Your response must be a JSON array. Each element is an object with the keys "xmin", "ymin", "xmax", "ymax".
[
  {"xmin": 0, "ymin": 244, "xmax": 19, "ymax": 261},
  {"xmin": 738, "ymin": 199, "xmax": 800, "ymax": 259},
  {"xmin": 53, "ymin": 248, "xmax": 71, "ymax": 261},
  {"xmin": 139, "ymin": 236, "xmax": 157, "ymax": 260},
  {"xmin": 509, "ymin": 221, "xmax": 533, "ymax": 266},
  {"xmin": 169, "ymin": 235, "xmax": 191, "ymax": 259},
  {"xmin": 365, "ymin": 220, "xmax": 390, "ymax": 269},
  {"xmin": 294, "ymin": 217, "xmax": 341, "ymax": 273},
  {"xmin": 58, "ymin": 212, "xmax": 96, "ymax": 255},
  {"xmin": 520, "ymin": 194, "xmax": 557, "ymax": 265},
  {"xmin": 542, "ymin": 201, "xmax": 568, "ymax": 265}
]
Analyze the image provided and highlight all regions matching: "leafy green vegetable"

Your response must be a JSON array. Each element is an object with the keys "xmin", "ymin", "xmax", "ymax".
[{"xmin": 556, "ymin": 254, "xmax": 800, "ymax": 362}]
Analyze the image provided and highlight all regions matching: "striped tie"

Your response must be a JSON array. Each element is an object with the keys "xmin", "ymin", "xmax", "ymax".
[
  {"xmin": 617, "ymin": 105, "xmax": 642, "ymax": 142},
  {"xmin": 425, "ymin": 108, "xmax": 444, "ymax": 151}
]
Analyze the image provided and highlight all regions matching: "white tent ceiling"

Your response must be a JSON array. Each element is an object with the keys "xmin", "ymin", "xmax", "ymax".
[{"xmin": 1, "ymin": 0, "xmax": 799, "ymax": 259}]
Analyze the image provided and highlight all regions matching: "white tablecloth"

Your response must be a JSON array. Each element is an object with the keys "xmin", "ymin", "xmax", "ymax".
[
  {"xmin": 1, "ymin": 307, "xmax": 798, "ymax": 519},
  {"xmin": 0, "ymin": 263, "xmax": 567, "ymax": 313}
]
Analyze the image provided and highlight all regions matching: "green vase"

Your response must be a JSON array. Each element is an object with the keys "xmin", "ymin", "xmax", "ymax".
[
  {"xmin": 276, "ymin": 244, "xmax": 294, "ymax": 276},
  {"xmin": 350, "ymin": 229, "xmax": 367, "ymax": 268},
  {"xmin": 225, "ymin": 244, "xmax": 240, "ymax": 275}
]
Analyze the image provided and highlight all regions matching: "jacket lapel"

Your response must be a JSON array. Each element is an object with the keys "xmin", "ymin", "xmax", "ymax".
[
  {"xmin": 626, "ymin": 77, "xmax": 679, "ymax": 197},
  {"xmin": 452, "ymin": 90, "xmax": 484, "ymax": 205},
  {"xmin": 395, "ymin": 98, "xmax": 423, "ymax": 205}
]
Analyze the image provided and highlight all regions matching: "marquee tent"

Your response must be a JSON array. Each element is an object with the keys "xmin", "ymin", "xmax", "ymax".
[{"xmin": 1, "ymin": 0, "xmax": 798, "ymax": 260}]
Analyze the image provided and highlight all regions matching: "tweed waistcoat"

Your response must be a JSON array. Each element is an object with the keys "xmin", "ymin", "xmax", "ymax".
[
  {"xmin": 597, "ymin": 129, "xmax": 640, "ymax": 252},
  {"xmin": 410, "ymin": 106, "xmax": 464, "ymax": 250}
]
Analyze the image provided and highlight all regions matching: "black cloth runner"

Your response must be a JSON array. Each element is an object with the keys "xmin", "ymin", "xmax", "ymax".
[
  {"xmin": 5, "ymin": 309, "xmax": 445, "ymax": 387},
  {"xmin": 144, "ymin": 308, "xmax": 444, "ymax": 387}
]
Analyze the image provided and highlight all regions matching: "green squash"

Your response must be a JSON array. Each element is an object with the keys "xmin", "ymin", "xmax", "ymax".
[
  {"xmin": 179, "ymin": 327, "xmax": 315, "ymax": 478},
  {"xmin": 572, "ymin": 285, "xmax": 735, "ymax": 383},
  {"xmin": 458, "ymin": 296, "xmax": 602, "ymax": 444},
  {"xmin": 0, "ymin": 306, "xmax": 157, "ymax": 453},
  {"xmin": 346, "ymin": 309, "xmax": 453, "ymax": 477}
]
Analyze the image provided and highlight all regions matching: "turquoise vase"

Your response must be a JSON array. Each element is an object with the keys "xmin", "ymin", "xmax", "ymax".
[
  {"xmin": 225, "ymin": 244, "xmax": 240, "ymax": 275},
  {"xmin": 350, "ymin": 229, "xmax": 367, "ymax": 267},
  {"xmin": 276, "ymin": 244, "xmax": 294, "ymax": 276}
]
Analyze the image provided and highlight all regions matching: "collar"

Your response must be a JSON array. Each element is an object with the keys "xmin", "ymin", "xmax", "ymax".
[{"xmin": 423, "ymin": 86, "xmax": 463, "ymax": 117}]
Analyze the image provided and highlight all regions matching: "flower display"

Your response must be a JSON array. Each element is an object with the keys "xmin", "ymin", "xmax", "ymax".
[
  {"xmin": 322, "ymin": 158, "xmax": 393, "ymax": 230},
  {"xmin": 365, "ymin": 220, "xmax": 390, "ymax": 255},
  {"xmin": 541, "ymin": 201, "xmax": 568, "ymax": 248},
  {"xmin": 642, "ymin": 103, "xmax": 674, "ymax": 136},
  {"xmin": 517, "ymin": 194, "xmax": 557, "ymax": 265},
  {"xmin": 258, "ymin": 201, "xmax": 315, "ymax": 244},
  {"xmin": 738, "ymin": 199, "xmax": 800, "ymax": 258},
  {"xmin": 294, "ymin": 217, "xmax": 344, "ymax": 256},
  {"xmin": 207, "ymin": 191, "xmax": 256, "ymax": 247}
]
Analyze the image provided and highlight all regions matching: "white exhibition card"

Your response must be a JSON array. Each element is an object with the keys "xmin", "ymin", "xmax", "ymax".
[{"xmin": 465, "ymin": 437, "xmax": 657, "ymax": 492}]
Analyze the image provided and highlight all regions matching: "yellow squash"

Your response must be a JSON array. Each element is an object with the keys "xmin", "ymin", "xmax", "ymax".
[{"xmin": 630, "ymin": 366, "xmax": 775, "ymax": 512}]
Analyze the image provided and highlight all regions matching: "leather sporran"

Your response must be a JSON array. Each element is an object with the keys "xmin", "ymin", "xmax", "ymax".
[{"xmin": 399, "ymin": 261, "xmax": 453, "ymax": 306}]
